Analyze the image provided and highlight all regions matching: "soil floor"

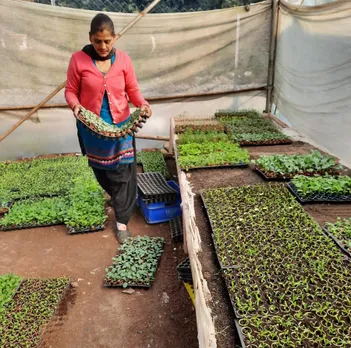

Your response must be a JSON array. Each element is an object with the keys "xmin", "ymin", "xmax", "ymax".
[
  {"xmin": 0, "ymin": 196, "xmax": 198, "ymax": 347},
  {"xmin": 2, "ymin": 141, "xmax": 350, "ymax": 348},
  {"xmin": 186, "ymin": 141, "xmax": 351, "ymax": 348}
]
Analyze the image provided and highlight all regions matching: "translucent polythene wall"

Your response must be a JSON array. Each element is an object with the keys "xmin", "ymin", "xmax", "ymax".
[{"xmin": 0, "ymin": 92, "xmax": 266, "ymax": 160}]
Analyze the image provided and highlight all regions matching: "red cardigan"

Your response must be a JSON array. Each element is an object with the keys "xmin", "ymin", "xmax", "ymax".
[{"xmin": 65, "ymin": 50, "xmax": 149, "ymax": 124}]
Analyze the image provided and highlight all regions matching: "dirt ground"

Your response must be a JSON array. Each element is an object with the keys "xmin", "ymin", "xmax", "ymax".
[
  {"xmin": 0, "ymin": 200, "xmax": 198, "ymax": 347},
  {"xmin": 2, "ymin": 141, "xmax": 350, "ymax": 348},
  {"xmin": 186, "ymin": 141, "xmax": 351, "ymax": 348}
]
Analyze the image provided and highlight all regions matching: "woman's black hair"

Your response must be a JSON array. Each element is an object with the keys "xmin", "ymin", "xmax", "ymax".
[{"xmin": 89, "ymin": 13, "xmax": 115, "ymax": 36}]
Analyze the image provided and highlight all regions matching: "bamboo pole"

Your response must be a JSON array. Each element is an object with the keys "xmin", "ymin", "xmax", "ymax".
[
  {"xmin": 0, "ymin": 0, "xmax": 162, "ymax": 143},
  {"xmin": 0, "ymin": 86, "xmax": 267, "ymax": 112},
  {"xmin": 265, "ymin": 0, "xmax": 280, "ymax": 113},
  {"xmin": 0, "ymin": 82, "xmax": 66, "ymax": 143},
  {"xmin": 135, "ymin": 134, "xmax": 169, "ymax": 141}
]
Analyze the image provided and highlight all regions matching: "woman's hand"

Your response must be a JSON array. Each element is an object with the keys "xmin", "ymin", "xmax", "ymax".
[
  {"xmin": 73, "ymin": 104, "xmax": 83, "ymax": 117},
  {"xmin": 140, "ymin": 104, "xmax": 152, "ymax": 118}
]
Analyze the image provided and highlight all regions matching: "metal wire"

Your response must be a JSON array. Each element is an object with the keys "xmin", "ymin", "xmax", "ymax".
[{"xmin": 34, "ymin": 0, "xmax": 263, "ymax": 13}]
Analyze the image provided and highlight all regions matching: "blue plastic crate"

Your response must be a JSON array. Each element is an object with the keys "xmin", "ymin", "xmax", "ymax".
[{"xmin": 137, "ymin": 181, "xmax": 182, "ymax": 224}]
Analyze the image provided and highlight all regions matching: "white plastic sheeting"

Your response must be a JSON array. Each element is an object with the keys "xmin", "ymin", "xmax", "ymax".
[
  {"xmin": 285, "ymin": 0, "xmax": 336, "ymax": 6},
  {"xmin": 0, "ymin": 0, "xmax": 271, "ymax": 107},
  {"xmin": 0, "ymin": 91, "xmax": 266, "ymax": 160},
  {"xmin": 274, "ymin": 0, "xmax": 351, "ymax": 167}
]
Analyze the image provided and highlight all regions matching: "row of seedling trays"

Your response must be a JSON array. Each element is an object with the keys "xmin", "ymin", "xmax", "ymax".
[
  {"xmin": 0, "ymin": 274, "xmax": 71, "ymax": 347},
  {"xmin": 251, "ymin": 150, "xmax": 351, "ymax": 203},
  {"xmin": 174, "ymin": 109, "xmax": 293, "ymax": 172},
  {"xmin": 200, "ymin": 184, "xmax": 351, "ymax": 347},
  {"xmin": 0, "ymin": 156, "xmax": 107, "ymax": 234},
  {"xmin": 174, "ymin": 110, "xmax": 351, "ymax": 346}
]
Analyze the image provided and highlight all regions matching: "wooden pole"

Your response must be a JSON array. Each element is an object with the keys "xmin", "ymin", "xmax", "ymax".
[
  {"xmin": 0, "ymin": 0, "xmax": 162, "ymax": 143},
  {"xmin": 265, "ymin": 0, "xmax": 280, "ymax": 113},
  {"xmin": 135, "ymin": 134, "xmax": 168, "ymax": 141}
]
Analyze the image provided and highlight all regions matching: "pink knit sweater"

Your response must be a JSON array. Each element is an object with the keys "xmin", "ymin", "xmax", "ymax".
[{"xmin": 65, "ymin": 50, "xmax": 149, "ymax": 124}]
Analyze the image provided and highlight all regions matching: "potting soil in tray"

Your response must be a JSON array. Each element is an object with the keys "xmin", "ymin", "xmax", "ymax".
[
  {"xmin": 169, "ymin": 215, "xmax": 183, "ymax": 242},
  {"xmin": 253, "ymin": 167, "xmax": 340, "ymax": 181},
  {"xmin": 67, "ymin": 225, "xmax": 105, "ymax": 235},
  {"xmin": 181, "ymin": 162, "xmax": 248, "ymax": 171},
  {"xmin": 137, "ymin": 172, "xmax": 177, "ymax": 202},
  {"xmin": 104, "ymin": 236, "xmax": 164, "ymax": 289},
  {"xmin": 239, "ymin": 138, "xmax": 293, "ymax": 146},
  {"xmin": 1, "ymin": 278, "xmax": 70, "ymax": 348},
  {"xmin": 0, "ymin": 222, "xmax": 63, "ymax": 232},
  {"xmin": 322, "ymin": 227, "xmax": 351, "ymax": 259},
  {"xmin": 287, "ymin": 183, "xmax": 351, "ymax": 203},
  {"xmin": 253, "ymin": 167, "xmax": 293, "ymax": 181}
]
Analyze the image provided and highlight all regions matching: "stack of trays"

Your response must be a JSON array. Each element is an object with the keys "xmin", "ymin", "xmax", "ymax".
[
  {"xmin": 177, "ymin": 258, "xmax": 192, "ymax": 284},
  {"xmin": 169, "ymin": 216, "xmax": 183, "ymax": 242},
  {"xmin": 137, "ymin": 173, "xmax": 182, "ymax": 224}
]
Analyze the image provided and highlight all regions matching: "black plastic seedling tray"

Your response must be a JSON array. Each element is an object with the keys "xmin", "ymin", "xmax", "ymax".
[
  {"xmin": 170, "ymin": 216, "xmax": 183, "ymax": 242},
  {"xmin": 137, "ymin": 172, "xmax": 177, "ymax": 202},
  {"xmin": 36, "ymin": 279, "xmax": 72, "ymax": 348},
  {"xmin": 322, "ymin": 227, "xmax": 351, "ymax": 259},
  {"xmin": 239, "ymin": 139, "xmax": 293, "ymax": 146},
  {"xmin": 287, "ymin": 183, "xmax": 351, "ymax": 204},
  {"xmin": 234, "ymin": 319, "xmax": 247, "ymax": 348},
  {"xmin": 222, "ymin": 272, "xmax": 244, "ymax": 319},
  {"xmin": 253, "ymin": 167, "xmax": 292, "ymax": 181},
  {"xmin": 0, "ymin": 222, "xmax": 63, "ymax": 232},
  {"xmin": 104, "ymin": 280, "xmax": 152, "ymax": 289},
  {"xmin": 67, "ymin": 225, "xmax": 105, "ymax": 235},
  {"xmin": 181, "ymin": 162, "xmax": 248, "ymax": 172},
  {"xmin": 200, "ymin": 190, "xmax": 233, "ymax": 269},
  {"xmin": 177, "ymin": 257, "xmax": 192, "ymax": 283}
]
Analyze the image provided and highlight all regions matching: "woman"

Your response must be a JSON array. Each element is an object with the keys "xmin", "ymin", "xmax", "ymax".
[{"xmin": 65, "ymin": 13, "xmax": 151, "ymax": 244}]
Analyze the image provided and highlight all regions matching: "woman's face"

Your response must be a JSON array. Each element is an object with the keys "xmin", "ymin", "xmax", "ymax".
[{"xmin": 89, "ymin": 29, "xmax": 116, "ymax": 57}]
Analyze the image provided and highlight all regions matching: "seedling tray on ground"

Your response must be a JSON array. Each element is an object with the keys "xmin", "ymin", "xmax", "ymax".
[
  {"xmin": 67, "ymin": 225, "xmax": 105, "ymax": 235},
  {"xmin": 200, "ymin": 191, "xmax": 232, "ymax": 269},
  {"xmin": 287, "ymin": 183, "xmax": 351, "ymax": 203},
  {"xmin": 222, "ymin": 272, "xmax": 244, "ymax": 319},
  {"xmin": 182, "ymin": 162, "xmax": 248, "ymax": 171},
  {"xmin": 239, "ymin": 138, "xmax": 293, "ymax": 146},
  {"xmin": 137, "ymin": 172, "xmax": 177, "ymax": 202},
  {"xmin": 1, "ymin": 278, "xmax": 71, "ymax": 348},
  {"xmin": 211, "ymin": 235, "xmax": 233, "ymax": 270},
  {"xmin": 253, "ymin": 167, "xmax": 292, "ymax": 181},
  {"xmin": 234, "ymin": 319, "xmax": 247, "ymax": 348},
  {"xmin": 0, "ymin": 222, "xmax": 63, "ymax": 232},
  {"xmin": 169, "ymin": 215, "xmax": 183, "ymax": 242},
  {"xmin": 35, "ymin": 279, "xmax": 72, "ymax": 348},
  {"xmin": 104, "ymin": 236, "xmax": 164, "ymax": 288},
  {"xmin": 137, "ymin": 181, "xmax": 182, "ymax": 224},
  {"xmin": 253, "ymin": 167, "xmax": 340, "ymax": 181},
  {"xmin": 104, "ymin": 280, "xmax": 152, "ymax": 288},
  {"xmin": 174, "ymin": 120, "xmax": 224, "ymax": 134},
  {"xmin": 322, "ymin": 227, "xmax": 351, "ymax": 259}
]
